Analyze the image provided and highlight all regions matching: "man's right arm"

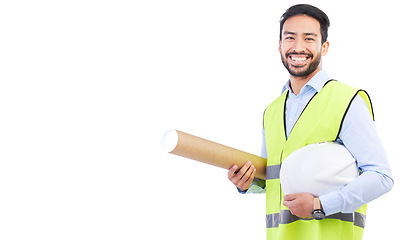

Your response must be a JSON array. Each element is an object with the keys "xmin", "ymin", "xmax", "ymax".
[{"xmin": 227, "ymin": 129, "xmax": 267, "ymax": 194}]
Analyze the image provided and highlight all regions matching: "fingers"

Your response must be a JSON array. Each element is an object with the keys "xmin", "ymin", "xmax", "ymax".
[
  {"xmin": 283, "ymin": 195, "xmax": 296, "ymax": 215},
  {"xmin": 237, "ymin": 161, "xmax": 253, "ymax": 180},
  {"xmin": 228, "ymin": 165, "xmax": 238, "ymax": 179},
  {"xmin": 243, "ymin": 168, "xmax": 256, "ymax": 188},
  {"xmin": 228, "ymin": 161, "xmax": 256, "ymax": 191},
  {"xmin": 283, "ymin": 193, "xmax": 315, "ymax": 218},
  {"xmin": 283, "ymin": 194, "xmax": 296, "ymax": 212},
  {"xmin": 282, "ymin": 200, "xmax": 290, "ymax": 208}
]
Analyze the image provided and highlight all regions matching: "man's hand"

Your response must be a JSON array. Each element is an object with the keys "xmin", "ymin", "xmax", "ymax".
[
  {"xmin": 228, "ymin": 161, "xmax": 256, "ymax": 192},
  {"xmin": 283, "ymin": 193, "xmax": 315, "ymax": 218}
]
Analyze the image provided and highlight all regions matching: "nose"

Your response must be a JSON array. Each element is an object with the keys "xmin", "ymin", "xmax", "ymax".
[{"xmin": 293, "ymin": 38, "xmax": 306, "ymax": 53}]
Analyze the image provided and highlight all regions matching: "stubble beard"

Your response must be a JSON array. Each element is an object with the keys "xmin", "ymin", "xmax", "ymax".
[{"xmin": 281, "ymin": 51, "xmax": 322, "ymax": 78}]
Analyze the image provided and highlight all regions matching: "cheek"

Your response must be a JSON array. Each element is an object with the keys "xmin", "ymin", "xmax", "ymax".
[
  {"xmin": 280, "ymin": 46, "xmax": 291, "ymax": 57},
  {"xmin": 279, "ymin": 41, "xmax": 291, "ymax": 53},
  {"xmin": 308, "ymin": 44, "xmax": 322, "ymax": 55},
  {"xmin": 278, "ymin": 44, "xmax": 283, "ymax": 55}
]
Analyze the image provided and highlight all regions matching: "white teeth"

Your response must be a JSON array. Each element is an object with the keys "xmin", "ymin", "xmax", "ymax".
[{"xmin": 291, "ymin": 56, "xmax": 307, "ymax": 62}]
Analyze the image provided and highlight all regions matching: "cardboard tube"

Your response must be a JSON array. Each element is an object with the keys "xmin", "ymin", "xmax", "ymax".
[{"xmin": 161, "ymin": 129, "xmax": 266, "ymax": 180}]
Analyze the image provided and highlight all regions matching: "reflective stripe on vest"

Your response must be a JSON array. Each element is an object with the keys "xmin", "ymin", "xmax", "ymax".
[
  {"xmin": 263, "ymin": 80, "xmax": 373, "ymax": 240},
  {"xmin": 266, "ymin": 210, "xmax": 366, "ymax": 229},
  {"xmin": 266, "ymin": 164, "xmax": 281, "ymax": 180}
]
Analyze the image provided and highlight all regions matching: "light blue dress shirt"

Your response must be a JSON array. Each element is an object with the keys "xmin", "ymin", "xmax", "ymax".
[{"xmin": 242, "ymin": 69, "xmax": 394, "ymax": 216}]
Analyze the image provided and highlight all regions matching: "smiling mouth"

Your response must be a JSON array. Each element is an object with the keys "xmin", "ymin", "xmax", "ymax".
[
  {"xmin": 285, "ymin": 51, "xmax": 313, "ymax": 66},
  {"xmin": 288, "ymin": 55, "xmax": 311, "ymax": 66}
]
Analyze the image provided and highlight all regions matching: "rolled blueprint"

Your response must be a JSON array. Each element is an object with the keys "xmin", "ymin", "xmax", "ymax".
[{"xmin": 161, "ymin": 129, "xmax": 266, "ymax": 180}]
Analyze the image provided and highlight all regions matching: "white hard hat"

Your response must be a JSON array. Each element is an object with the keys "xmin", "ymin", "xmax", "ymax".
[{"xmin": 280, "ymin": 141, "xmax": 358, "ymax": 196}]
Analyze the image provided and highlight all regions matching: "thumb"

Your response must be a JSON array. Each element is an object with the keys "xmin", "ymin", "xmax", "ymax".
[{"xmin": 283, "ymin": 194, "xmax": 296, "ymax": 201}]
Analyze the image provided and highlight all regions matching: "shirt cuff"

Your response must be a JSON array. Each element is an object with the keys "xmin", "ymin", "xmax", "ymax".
[
  {"xmin": 319, "ymin": 190, "xmax": 344, "ymax": 216},
  {"xmin": 236, "ymin": 178, "xmax": 266, "ymax": 194},
  {"xmin": 237, "ymin": 187, "xmax": 248, "ymax": 194}
]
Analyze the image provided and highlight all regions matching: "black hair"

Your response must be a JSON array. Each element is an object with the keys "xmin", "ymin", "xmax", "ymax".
[{"xmin": 280, "ymin": 4, "xmax": 330, "ymax": 44}]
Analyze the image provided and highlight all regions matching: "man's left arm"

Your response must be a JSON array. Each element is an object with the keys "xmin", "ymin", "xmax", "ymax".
[{"xmin": 318, "ymin": 94, "xmax": 394, "ymax": 216}]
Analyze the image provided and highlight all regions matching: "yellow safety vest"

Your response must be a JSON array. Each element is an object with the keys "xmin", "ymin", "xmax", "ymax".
[{"xmin": 263, "ymin": 80, "xmax": 374, "ymax": 240}]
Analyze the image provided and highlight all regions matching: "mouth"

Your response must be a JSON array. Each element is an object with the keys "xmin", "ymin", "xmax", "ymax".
[
  {"xmin": 288, "ymin": 55, "xmax": 310, "ymax": 66},
  {"xmin": 286, "ymin": 52, "xmax": 313, "ymax": 66}
]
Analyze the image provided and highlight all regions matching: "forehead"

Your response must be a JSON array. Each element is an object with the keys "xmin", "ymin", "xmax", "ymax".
[{"xmin": 282, "ymin": 15, "xmax": 321, "ymax": 36}]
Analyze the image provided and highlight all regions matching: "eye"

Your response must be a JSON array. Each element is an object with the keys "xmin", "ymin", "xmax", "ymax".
[
  {"xmin": 305, "ymin": 37, "xmax": 315, "ymax": 42},
  {"xmin": 285, "ymin": 36, "xmax": 295, "ymax": 40}
]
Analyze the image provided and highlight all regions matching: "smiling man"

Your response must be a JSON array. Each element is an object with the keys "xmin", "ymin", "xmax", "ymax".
[{"xmin": 227, "ymin": 4, "xmax": 393, "ymax": 240}]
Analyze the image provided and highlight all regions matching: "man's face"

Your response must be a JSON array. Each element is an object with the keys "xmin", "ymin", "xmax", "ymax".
[{"xmin": 279, "ymin": 15, "xmax": 329, "ymax": 78}]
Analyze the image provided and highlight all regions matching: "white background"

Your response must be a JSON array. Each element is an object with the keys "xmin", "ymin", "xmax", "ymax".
[{"xmin": 0, "ymin": 0, "xmax": 401, "ymax": 239}]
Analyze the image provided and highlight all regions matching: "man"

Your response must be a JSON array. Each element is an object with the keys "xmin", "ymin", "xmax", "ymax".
[{"xmin": 227, "ymin": 4, "xmax": 393, "ymax": 240}]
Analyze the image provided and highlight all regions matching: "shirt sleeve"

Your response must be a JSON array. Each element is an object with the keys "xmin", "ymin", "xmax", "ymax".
[
  {"xmin": 319, "ymin": 95, "xmax": 394, "ymax": 215},
  {"xmin": 237, "ymin": 178, "xmax": 266, "ymax": 194}
]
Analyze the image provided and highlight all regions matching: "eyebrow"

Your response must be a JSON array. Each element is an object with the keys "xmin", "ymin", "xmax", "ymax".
[{"xmin": 283, "ymin": 31, "xmax": 318, "ymax": 37}]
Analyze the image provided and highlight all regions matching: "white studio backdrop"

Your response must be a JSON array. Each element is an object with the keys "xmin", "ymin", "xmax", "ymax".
[{"xmin": 0, "ymin": 1, "xmax": 400, "ymax": 239}]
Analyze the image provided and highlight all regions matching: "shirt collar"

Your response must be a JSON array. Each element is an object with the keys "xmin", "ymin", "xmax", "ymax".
[{"xmin": 282, "ymin": 69, "xmax": 331, "ymax": 94}]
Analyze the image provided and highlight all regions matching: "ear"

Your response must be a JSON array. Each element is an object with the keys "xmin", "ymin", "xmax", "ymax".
[
  {"xmin": 321, "ymin": 41, "xmax": 330, "ymax": 56},
  {"xmin": 278, "ymin": 39, "xmax": 282, "ymax": 54}
]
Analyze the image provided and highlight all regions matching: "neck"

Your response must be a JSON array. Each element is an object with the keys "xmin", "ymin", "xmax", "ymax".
[{"xmin": 290, "ymin": 68, "xmax": 321, "ymax": 95}]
